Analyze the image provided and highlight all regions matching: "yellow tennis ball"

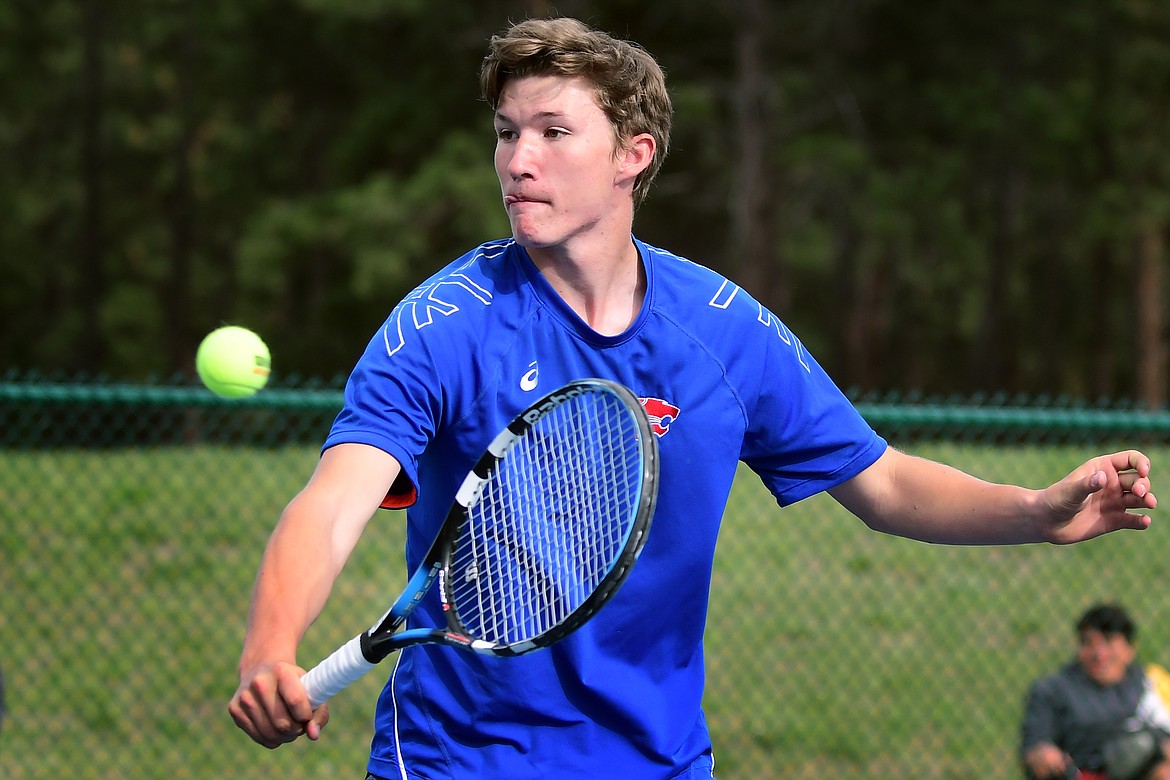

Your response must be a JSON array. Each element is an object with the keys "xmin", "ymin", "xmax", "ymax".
[{"xmin": 196, "ymin": 326, "xmax": 271, "ymax": 398}]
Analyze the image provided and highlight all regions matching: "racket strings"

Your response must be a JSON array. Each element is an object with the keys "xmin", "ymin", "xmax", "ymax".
[{"xmin": 450, "ymin": 391, "xmax": 643, "ymax": 645}]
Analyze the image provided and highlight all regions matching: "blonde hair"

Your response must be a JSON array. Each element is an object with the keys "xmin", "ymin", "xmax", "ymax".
[{"xmin": 480, "ymin": 17, "xmax": 673, "ymax": 208}]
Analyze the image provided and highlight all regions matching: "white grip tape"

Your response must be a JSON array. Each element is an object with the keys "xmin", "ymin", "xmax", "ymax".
[{"xmin": 300, "ymin": 635, "xmax": 376, "ymax": 708}]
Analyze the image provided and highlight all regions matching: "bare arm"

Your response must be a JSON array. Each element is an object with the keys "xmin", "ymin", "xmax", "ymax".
[
  {"xmin": 829, "ymin": 447, "xmax": 1156, "ymax": 546},
  {"xmin": 228, "ymin": 443, "xmax": 402, "ymax": 748}
]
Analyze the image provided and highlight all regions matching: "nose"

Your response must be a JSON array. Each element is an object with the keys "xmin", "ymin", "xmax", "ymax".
[{"xmin": 506, "ymin": 134, "xmax": 538, "ymax": 181}]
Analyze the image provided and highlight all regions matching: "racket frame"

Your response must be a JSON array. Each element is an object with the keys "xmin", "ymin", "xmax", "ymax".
[{"xmin": 302, "ymin": 378, "xmax": 658, "ymax": 706}]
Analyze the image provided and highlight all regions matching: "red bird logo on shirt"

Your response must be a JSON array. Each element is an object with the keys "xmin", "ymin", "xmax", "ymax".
[{"xmin": 639, "ymin": 397, "xmax": 680, "ymax": 437}]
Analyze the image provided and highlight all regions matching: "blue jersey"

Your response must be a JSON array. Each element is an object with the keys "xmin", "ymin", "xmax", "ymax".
[{"xmin": 325, "ymin": 237, "xmax": 886, "ymax": 779}]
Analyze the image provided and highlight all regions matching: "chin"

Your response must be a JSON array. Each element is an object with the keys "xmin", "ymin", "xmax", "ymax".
[
  {"xmin": 509, "ymin": 228, "xmax": 556, "ymax": 250},
  {"xmin": 508, "ymin": 212, "xmax": 570, "ymax": 247},
  {"xmin": 1089, "ymin": 671, "xmax": 1124, "ymax": 686}
]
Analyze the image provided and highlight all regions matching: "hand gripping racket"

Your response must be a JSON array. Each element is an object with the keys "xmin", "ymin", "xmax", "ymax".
[{"xmin": 301, "ymin": 378, "xmax": 659, "ymax": 707}]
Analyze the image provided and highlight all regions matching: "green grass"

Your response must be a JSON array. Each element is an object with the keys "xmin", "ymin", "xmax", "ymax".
[{"xmin": 2, "ymin": 443, "xmax": 1167, "ymax": 778}]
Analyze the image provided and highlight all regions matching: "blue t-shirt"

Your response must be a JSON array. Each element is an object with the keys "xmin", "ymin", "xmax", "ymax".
[{"xmin": 325, "ymin": 237, "xmax": 887, "ymax": 779}]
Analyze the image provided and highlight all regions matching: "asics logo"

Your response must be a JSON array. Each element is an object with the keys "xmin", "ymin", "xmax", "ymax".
[{"xmin": 520, "ymin": 362, "xmax": 539, "ymax": 392}]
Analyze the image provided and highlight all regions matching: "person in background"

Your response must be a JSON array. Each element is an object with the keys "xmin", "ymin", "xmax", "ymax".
[{"xmin": 1022, "ymin": 603, "xmax": 1170, "ymax": 780}]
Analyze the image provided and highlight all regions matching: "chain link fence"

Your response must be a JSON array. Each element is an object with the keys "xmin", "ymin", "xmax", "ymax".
[{"xmin": 3, "ymin": 374, "xmax": 1169, "ymax": 779}]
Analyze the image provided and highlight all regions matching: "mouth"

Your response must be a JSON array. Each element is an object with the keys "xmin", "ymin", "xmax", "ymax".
[{"xmin": 505, "ymin": 194, "xmax": 544, "ymax": 207}]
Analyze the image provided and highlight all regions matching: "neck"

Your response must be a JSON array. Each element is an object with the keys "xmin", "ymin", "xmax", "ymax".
[{"xmin": 527, "ymin": 234, "xmax": 645, "ymax": 337}]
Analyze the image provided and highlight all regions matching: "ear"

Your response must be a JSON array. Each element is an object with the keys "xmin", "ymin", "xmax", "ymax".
[{"xmin": 616, "ymin": 132, "xmax": 655, "ymax": 185}]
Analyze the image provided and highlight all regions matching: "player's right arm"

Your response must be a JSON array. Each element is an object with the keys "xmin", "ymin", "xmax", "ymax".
[{"xmin": 228, "ymin": 443, "xmax": 402, "ymax": 748}]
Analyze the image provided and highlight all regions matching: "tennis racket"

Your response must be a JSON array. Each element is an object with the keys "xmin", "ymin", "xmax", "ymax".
[{"xmin": 301, "ymin": 378, "xmax": 659, "ymax": 708}]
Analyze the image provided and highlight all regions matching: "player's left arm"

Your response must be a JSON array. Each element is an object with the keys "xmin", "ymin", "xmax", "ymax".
[{"xmin": 829, "ymin": 447, "xmax": 1156, "ymax": 546}]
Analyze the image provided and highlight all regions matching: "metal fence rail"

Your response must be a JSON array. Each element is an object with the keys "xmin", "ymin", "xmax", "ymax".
[{"xmin": 3, "ymin": 377, "xmax": 1168, "ymax": 779}]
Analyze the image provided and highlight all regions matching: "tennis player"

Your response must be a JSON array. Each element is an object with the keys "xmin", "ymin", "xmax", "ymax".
[{"xmin": 229, "ymin": 17, "xmax": 1158, "ymax": 779}]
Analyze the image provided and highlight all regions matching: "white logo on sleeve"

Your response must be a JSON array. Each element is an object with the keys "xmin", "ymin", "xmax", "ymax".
[{"xmin": 520, "ymin": 361, "xmax": 539, "ymax": 392}]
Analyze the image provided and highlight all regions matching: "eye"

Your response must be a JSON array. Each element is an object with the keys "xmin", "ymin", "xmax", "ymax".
[
  {"xmin": 495, "ymin": 127, "xmax": 517, "ymax": 141},
  {"xmin": 545, "ymin": 127, "xmax": 569, "ymax": 139}
]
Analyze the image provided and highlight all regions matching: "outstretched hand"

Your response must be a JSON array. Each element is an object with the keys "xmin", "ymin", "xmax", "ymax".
[{"xmin": 1041, "ymin": 450, "xmax": 1157, "ymax": 544}]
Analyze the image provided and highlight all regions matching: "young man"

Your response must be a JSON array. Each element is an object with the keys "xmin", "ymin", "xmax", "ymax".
[
  {"xmin": 1022, "ymin": 604, "xmax": 1170, "ymax": 780},
  {"xmin": 229, "ymin": 18, "xmax": 1158, "ymax": 779}
]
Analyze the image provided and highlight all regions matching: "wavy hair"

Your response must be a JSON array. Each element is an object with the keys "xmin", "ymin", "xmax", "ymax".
[{"xmin": 480, "ymin": 17, "xmax": 673, "ymax": 208}]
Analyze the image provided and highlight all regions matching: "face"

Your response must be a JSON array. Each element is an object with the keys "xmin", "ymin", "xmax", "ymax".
[
  {"xmin": 1078, "ymin": 629, "xmax": 1135, "ymax": 686},
  {"xmin": 493, "ymin": 75, "xmax": 646, "ymax": 253}
]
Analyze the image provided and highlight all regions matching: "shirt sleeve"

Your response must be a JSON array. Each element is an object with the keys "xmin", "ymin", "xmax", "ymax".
[
  {"xmin": 1020, "ymin": 676, "xmax": 1061, "ymax": 758},
  {"xmin": 323, "ymin": 307, "xmax": 445, "ymax": 508},
  {"xmin": 738, "ymin": 310, "xmax": 886, "ymax": 506}
]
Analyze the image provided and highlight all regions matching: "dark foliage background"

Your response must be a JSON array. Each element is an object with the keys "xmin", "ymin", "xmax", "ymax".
[{"xmin": 1, "ymin": 0, "xmax": 1167, "ymax": 398}]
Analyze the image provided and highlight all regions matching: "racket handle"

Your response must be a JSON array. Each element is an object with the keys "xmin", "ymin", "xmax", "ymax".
[{"xmin": 300, "ymin": 634, "xmax": 376, "ymax": 708}]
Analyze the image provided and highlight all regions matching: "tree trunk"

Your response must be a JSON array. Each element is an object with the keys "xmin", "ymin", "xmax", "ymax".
[
  {"xmin": 79, "ymin": 0, "xmax": 106, "ymax": 371},
  {"xmin": 166, "ymin": 0, "xmax": 196, "ymax": 374},
  {"xmin": 727, "ymin": 0, "xmax": 780, "ymax": 312},
  {"xmin": 1135, "ymin": 224, "xmax": 1167, "ymax": 407},
  {"xmin": 1089, "ymin": 0, "xmax": 1120, "ymax": 398}
]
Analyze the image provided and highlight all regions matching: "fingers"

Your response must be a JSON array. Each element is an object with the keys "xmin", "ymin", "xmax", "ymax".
[
  {"xmin": 305, "ymin": 704, "xmax": 331, "ymax": 741},
  {"xmin": 229, "ymin": 662, "xmax": 322, "ymax": 749},
  {"xmin": 275, "ymin": 663, "xmax": 317, "ymax": 724},
  {"xmin": 1097, "ymin": 449, "xmax": 1151, "ymax": 480},
  {"xmin": 1024, "ymin": 744, "xmax": 1070, "ymax": 779},
  {"xmin": 1047, "ymin": 451, "xmax": 1156, "ymax": 543},
  {"xmin": 230, "ymin": 682, "xmax": 302, "ymax": 749},
  {"xmin": 1085, "ymin": 451, "xmax": 1156, "ymax": 506},
  {"xmin": 1117, "ymin": 471, "xmax": 1158, "ymax": 507}
]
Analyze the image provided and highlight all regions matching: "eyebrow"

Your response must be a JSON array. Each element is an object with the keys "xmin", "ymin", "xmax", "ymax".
[{"xmin": 494, "ymin": 109, "xmax": 567, "ymax": 125}]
